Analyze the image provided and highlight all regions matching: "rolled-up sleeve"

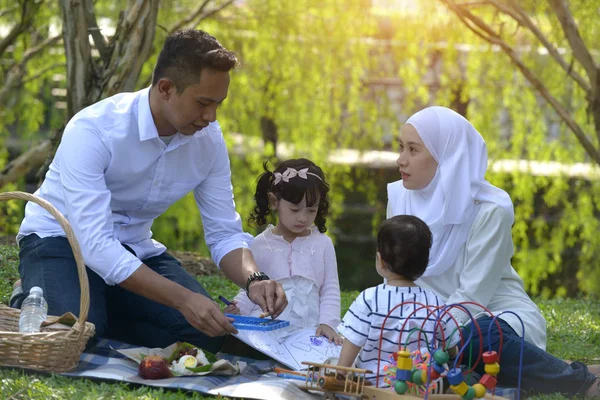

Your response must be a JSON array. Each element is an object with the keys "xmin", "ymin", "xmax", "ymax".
[
  {"xmin": 193, "ymin": 136, "xmax": 253, "ymax": 266},
  {"xmin": 58, "ymin": 119, "xmax": 142, "ymax": 285}
]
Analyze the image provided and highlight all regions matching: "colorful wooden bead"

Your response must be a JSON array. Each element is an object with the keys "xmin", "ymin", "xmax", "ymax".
[
  {"xmin": 482, "ymin": 350, "xmax": 498, "ymax": 364},
  {"xmin": 412, "ymin": 369, "xmax": 423, "ymax": 385},
  {"xmin": 472, "ymin": 383, "xmax": 487, "ymax": 398},
  {"xmin": 396, "ymin": 350, "xmax": 413, "ymax": 370},
  {"xmin": 480, "ymin": 374, "xmax": 497, "ymax": 390},
  {"xmin": 428, "ymin": 367, "xmax": 441, "ymax": 381},
  {"xmin": 462, "ymin": 386, "xmax": 476, "ymax": 400},
  {"xmin": 394, "ymin": 380, "xmax": 408, "ymax": 394},
  {"xmin": 484, "ymin": 362, "xmax": 500, "ymax": 377},
  {"xmin": 447, "ymin": 368, "xmax": 464, "ymax": 385},
  {"xmin": 432, "ymin": 362, "xmax": 445, "ymax": 374},
  {"xmin": 433, "ymin": 349, "xmax": 450, "ymax": 365},
  {"xmin": 396, "ymin": 369, "xmax": 411, "ymax": 381},
  {"xmin": 450, "ymin": 381, "xmax": 469, "ymax": 396}
]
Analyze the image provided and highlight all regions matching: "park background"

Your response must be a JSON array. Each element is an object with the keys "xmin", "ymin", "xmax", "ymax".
[{"xmin": 1, "ymin": 0, "xmax": 600, "ymax": 298}]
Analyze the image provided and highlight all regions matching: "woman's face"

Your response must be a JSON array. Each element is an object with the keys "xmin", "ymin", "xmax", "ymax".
[{"xmin": 396, "ymin": 124, "xmax": 438, "ymax": 190}]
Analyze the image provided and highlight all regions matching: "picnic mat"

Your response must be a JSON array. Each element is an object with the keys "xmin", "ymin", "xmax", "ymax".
[
  {"xmin": 60, "ymin": 338, "xmax": 322, "ymax": 400},
  {"xmin": 58, "ymin": 339, "xmax": 519, "ymax": 400}
]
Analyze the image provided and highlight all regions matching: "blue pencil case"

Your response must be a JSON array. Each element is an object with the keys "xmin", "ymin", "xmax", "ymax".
[{"xmin": 225, "ymin": 314, "xmax": 290, "ymax": 331}]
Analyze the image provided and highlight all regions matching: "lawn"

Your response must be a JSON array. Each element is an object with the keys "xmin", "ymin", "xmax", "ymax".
[{"xmin": 0, "ymin": 244, "xmax": 598, "ymax": 399}]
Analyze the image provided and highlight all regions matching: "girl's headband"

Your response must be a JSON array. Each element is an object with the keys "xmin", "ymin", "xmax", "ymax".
[{"xmin": 273, "ymin": 167, "xmax": 323, "ymax": 185}]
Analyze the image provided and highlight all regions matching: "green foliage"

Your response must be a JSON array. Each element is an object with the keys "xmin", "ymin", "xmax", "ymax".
[
  {"xmin": 2, "ymin": 1, "xmax": 600, "ymax": 295},
  {"xmin": 0, "ymin": 244, "xmax": 19, "ymax": 305}
]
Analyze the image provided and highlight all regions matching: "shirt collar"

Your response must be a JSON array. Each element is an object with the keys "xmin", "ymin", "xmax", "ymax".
[
  {"xmin": 137, "ymin": 86, "xmax": 213, "ymax": 143},
  {"xmin": 137, "ymin": 87, "xmax": 160, "ymax": 142}
]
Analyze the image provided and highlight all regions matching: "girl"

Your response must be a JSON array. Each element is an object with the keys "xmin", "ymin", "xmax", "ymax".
[
  {"xmin": 225, "ymin": 158, "xmax": 342, "ymax": 344},
  {"xmin": 387, "ymin": 106, "xmax": 599, "ymax": 396}
]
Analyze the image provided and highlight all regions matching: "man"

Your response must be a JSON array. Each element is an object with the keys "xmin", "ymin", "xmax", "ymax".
[{"xmin": 11, "ymin": 29, "xmax": 287, "ymax": 352}]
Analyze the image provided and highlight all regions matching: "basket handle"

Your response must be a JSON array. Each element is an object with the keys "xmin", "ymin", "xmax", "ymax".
[{"xmin": 0, "ymin": 191, "xmax": 90, "ymax": 330}]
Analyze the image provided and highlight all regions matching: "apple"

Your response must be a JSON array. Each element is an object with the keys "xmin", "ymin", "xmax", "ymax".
[{"xmin": 138, "ymin": 355, "xmax": 173, "ymax": 379}]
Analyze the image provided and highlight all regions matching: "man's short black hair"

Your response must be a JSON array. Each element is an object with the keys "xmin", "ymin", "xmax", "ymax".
[
  {"xmin": 377, "ymin": 215, "xmax": 432, "ymax": 281},
  {"xmin": 152, "ymin": 29, "xmax": 237, "ymax": 92}
]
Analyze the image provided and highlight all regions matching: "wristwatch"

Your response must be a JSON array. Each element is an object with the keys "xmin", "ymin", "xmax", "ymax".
[{"xmin": 245, "ymin": 271, "xmax": 270, "ymax": 294}]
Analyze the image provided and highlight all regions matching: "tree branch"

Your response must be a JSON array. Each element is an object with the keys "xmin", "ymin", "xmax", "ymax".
[
  {"xmin": 504, "ymin": 0, "xmax": 591, "ymax": 96},
  {"xmin": 0, "ymin": 5, "xmax": 18, "ymax": 19},
  {"xmin": 548, "ymin": 0, "xmax": 597, "ymax": 86},
  {"xmin": 21, "ymin": 63, "xmax": 65, "ymax": 84},
  {"xmin": 0, "ymin": 35, "xmax": 62, "ymax": 107},
  {"xmin": 82, "ymin": 0, "xmax": 110, "ymax": 62},
  {"xmin": 0, "ymin": 0, "xmax": 41, "ymax": 55},
  {"xmin": 168, "ymin": 0, "xmax": 211, "ymax": 34},
  {"xmin": 168, "ymin": 0, "xmax": 235, "ymax": 34},
  {"xmin": 442, "ymin": 0, "xmax": 600, "ymax": 165},
  {"xmin": 0, "ymin": 140, "xmax": 52, "ymax": 189},
  {"xmin": 21, "ymin": 34, "xmax": 62, "ymax": 64}
]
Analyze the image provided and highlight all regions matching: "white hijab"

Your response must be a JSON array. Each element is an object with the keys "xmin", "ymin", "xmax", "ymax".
[{"xmin": 387, "ymin": 106, "xmax": 514, "ymax": 276}]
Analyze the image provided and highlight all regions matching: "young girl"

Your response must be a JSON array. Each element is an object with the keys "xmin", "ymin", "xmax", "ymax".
[
  {"xmin": 224, "ymin": 158, "xmax": 342, "ymax": 344},
  {"xmin": 337, "ymin": 215, "xmax": 457, "ymax": 381}
]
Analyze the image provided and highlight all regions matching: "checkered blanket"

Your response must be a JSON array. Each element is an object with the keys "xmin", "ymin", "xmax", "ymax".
[
  {"xmin": 61, "ymin": 339, "xmax": 519, "ymax": 400},
  {"xmin": 61, "ymin": 338, "xmax": 321, "ymax": 400}
]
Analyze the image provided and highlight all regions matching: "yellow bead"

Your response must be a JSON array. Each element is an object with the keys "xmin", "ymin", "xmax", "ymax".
[
  {"xmin": 473, "ymin": 383, "xmax": 487, "ymax": 398},
  {"xmin": 450, "ymin": 381, "xmax": 469, "ymax": 396},
  {"xmin": 484, "ymin": 362, "xmax": 500, "ymax": 377},
  {"xmin": 421, "ymin": 369, "xmax": 428, "ymax": 383},
  {"xmin": 396, "ymin": 351, "xmax": 413, "ymax": 370}
]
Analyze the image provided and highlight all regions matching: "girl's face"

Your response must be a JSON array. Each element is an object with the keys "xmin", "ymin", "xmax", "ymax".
[
  {"xmin": 271, "ymin": 195, "xmax": 319, "ymax": 238},
  {"xmin": 396, "ymin": 124, "xmax": 438, "ymax": 190}
]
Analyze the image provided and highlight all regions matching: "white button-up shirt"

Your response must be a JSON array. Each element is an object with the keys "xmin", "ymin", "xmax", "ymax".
[{"xmin": 18, "ymin": 87, "xmax": 252, "ymax": 285}]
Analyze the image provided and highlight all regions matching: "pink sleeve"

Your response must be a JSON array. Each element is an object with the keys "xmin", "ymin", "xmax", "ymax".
[
  {"xmin": 318, "ymin": 237, "xmax": 341, "ymax": 329},
  {"xmin": 232, "ymin": 288, "xmax": 256, "ymax": 316}
]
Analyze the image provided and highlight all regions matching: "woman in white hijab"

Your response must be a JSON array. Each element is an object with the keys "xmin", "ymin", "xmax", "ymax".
[{"xmin": 387, "ymin": 106, "xmax": 598, "ymax": 396}]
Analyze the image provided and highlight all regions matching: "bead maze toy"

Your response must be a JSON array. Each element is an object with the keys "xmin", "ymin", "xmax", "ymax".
[{"xmin": 300, "ymin": 301, "xmax": 526, "ymax": 400}]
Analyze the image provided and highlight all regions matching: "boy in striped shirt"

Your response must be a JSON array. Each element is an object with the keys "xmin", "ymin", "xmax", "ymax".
[{"xmin": 337, "ymin": 215, "xmax": 456, "ymax": 381}]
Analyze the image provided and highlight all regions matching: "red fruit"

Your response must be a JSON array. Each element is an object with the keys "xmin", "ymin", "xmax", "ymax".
[{"xmin": 138, "ymin": 355, "xmax": 173, "ymax": 379}]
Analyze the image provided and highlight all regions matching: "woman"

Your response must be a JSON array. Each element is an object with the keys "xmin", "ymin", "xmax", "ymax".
[{"xmin": 387, "ymin": 106, "xmax": 598, "ymax": 396}]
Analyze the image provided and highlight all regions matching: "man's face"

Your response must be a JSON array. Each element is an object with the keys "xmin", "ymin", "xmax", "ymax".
[{"xmin": 161, "ymin": 68, "xmax": 230, "ymax": 136}]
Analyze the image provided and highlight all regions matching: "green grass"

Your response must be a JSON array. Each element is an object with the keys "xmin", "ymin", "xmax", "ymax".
[{"xmin": 1, "ymin": 244, "xmax": 599, "ymax": 399}]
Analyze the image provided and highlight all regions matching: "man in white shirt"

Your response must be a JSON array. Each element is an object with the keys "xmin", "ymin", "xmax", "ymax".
[{"xmin": 11, "ymin": 29, "xmax": 287, "ymax": 352}]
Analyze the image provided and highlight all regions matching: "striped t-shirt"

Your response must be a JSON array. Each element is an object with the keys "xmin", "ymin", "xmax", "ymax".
[{"xmin": 338, "ymin": 284, "xmax": 456, "ymax": 378}]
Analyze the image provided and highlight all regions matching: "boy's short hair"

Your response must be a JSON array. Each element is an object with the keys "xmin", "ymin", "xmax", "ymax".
[
  {"xmin": 377, "ymin": 215, "xmax": 432, "ymax": 280},
  {"xmin": 152, "ymin": 29, "xmax": 237, "ymax": 92}
]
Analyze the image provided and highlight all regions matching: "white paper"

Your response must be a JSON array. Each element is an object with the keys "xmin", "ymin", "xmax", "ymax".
[{"xmin": 233, "ymin": 327, "xmax": 341, "ymax": 371}]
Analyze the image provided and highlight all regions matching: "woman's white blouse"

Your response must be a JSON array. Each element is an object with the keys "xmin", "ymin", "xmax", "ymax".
[{"xmin": 388, "ymin": 194, "xmax": 547, "ymax": 350}]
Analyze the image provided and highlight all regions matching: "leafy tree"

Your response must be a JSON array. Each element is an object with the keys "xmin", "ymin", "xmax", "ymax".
[
  {"xmin": 2, "ymin": 0, "xmax": 599, "ymax": 296},
  {"xmin": 0, "ymin": 0, "xmax": 235, "ymax": 187}
]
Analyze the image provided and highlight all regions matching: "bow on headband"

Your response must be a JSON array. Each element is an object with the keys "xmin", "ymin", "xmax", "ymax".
[{"xmin": 273, "ymin": 167, "xmax": 323, "ymax": 185}]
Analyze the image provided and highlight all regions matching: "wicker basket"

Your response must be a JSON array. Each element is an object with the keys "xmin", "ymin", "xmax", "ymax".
[{"xmin": 0, "ymin": 191, "xmax": 95, "ymax": 372}]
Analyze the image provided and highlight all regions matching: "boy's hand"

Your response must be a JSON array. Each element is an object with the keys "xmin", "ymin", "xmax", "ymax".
[
  {"xmin": 316, "ymin": 324, "xmax": 343, "ymax": 345},
  {"xmin": 223, "ymin": 300, "xmax": 241, "ymax": 315}
]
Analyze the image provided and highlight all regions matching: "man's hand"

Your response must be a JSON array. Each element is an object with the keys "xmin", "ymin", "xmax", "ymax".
[
  {"xmin": 247, "ymin": 280, "xmax": 287, "ymax": 318},
  {"xmin": 119, "ymin": 264, "xmax": 238, "ymax": 337},
  {"xmin": 178, "ymin": 292, "xmax": 238, "ymax": 336},
  {"xmin": 316, "ymin": 324, "xmax": 343, "ymax": 345}
]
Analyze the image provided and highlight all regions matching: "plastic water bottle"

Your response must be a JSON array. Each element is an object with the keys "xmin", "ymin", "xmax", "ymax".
[{"xmin": 19, "ymin": 286, "xmax": 48, "ymax": 333}]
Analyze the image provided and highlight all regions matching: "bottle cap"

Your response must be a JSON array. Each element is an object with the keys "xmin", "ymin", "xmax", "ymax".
[{"xmin": 30, "ymin": 286, "xmax": 43, "ymax": 295}]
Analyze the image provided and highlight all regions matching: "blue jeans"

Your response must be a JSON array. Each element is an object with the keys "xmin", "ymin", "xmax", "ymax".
[
  {"xmin": 11, "ymin": 234, "xmax": 225, "ymax": 353},
  {"xmin": 459, "ymin": 316, "xmax": 596, "ymax": 396}
]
